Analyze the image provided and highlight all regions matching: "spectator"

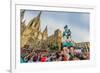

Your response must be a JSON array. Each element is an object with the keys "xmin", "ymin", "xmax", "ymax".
[
  {"xmin": 69, "ymin": 46, "xmax": 75, "ymax": 60},
  {"xmin": 40, "ymin": 55, "xmax": 47, "ymax": 62}
]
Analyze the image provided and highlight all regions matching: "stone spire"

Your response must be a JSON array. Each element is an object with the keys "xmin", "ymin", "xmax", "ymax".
[
  {"xmin": 43, "ymin": 25, "xmax": 48, "ymax": 40},
  {"xmin": 20, "ymin": 10, "xmax": 25, "ymax": 23},
  {"xmin": 37, "ymin": 11, "xmax": 41, "ymax": 18},
  {"xmin": 43, "ymin": 25, "xmax": 47, "ymax": 34},
  {"xmin": 21, "ymin": 20, "xmax": 26, "ymax": 34},
  {"xmin": 27, "ymin": 11, "xmax": 41, "ymax": 30}
]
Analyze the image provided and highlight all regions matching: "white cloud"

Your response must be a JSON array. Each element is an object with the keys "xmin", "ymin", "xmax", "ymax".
[
  {"xmin": 23, "ymin": 10, "xmax": 89, "ymax": 43},
  {"xmin": 71, "ymin": 24, "xmax": 89, "ymax": 42},
  {"xmin": 41, "ymin": 17, "xmax": 64, "ymax": 36},
  {"xmin": 41, "ymin": 18, "xmax": 89, "ymax": 43}
]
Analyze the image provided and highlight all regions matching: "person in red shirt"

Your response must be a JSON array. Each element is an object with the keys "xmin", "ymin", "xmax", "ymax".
[{"xmin": 40, "ymin": 55, "xmax": 47, "ymax": 62}]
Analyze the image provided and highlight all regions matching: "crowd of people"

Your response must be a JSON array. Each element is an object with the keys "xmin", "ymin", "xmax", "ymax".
[
  {"xmin": 21, "ymin": 25, "xmax": 90, "ymax": 63},
  {"xmin": 21, "ymin": 44, "xmax": 90, "ymax": 63}
]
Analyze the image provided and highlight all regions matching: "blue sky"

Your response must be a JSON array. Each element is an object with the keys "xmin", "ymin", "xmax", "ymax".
[{"xmin": 22, "ymin": 10, "xmax": 90, "ymax": 42}]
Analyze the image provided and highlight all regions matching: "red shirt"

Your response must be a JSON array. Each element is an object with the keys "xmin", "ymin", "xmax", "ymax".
[{"xmin": 40, "ymin": 57, "xmax": 46, "ymax": 62}]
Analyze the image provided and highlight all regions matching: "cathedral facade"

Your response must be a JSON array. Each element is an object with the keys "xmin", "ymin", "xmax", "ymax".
[
  {"xmin": 21, "ymin": 11, "xmax": 62, "ymax": 50},
  {"xmin": 48, "ymin": 29, "xmax": 62, "ymax": 50}
]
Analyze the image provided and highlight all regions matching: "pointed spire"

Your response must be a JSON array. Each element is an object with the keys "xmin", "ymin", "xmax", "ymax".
[
  {"xmin": 27, "ymin": 18, "xmax": 34, "ymax": 27},
  {"xmin": 27, "ymin": 11, "xmax": 41, "ymax": 30},
  {"xmin": 22, "ymin": 19, "xmax": 26, "ymax": 24},
  {"xmin": 20, "ymin": 10, "xmax": 25, "ymax": 22},
  {"xmin": 43, "ymin": 25, "xmax": 47, "ymax": 33},
  {"xmin": 21, "ymin": 10, "xmax": 25, "ymax": 17},
  {"xmin": 32, "ymin": 12, "xmax": 41, "ymax": 30},
  {"xmin": 38, "ymin": 11, "xmax": 42, "ymax": 18},
  {"xmin": 43, "ymin": 25, "xmax": 48, "ymax": 40}
]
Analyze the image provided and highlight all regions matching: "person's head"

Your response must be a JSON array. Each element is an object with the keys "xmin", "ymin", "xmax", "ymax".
[
  {"xmin": 68, "ymin": 29, "xmax": 70, "ymax": 32},
  {"xmin": 69, "ymin": 46, "xmax": 75, "ymax": 54},
  {"xmin": 64, "ymin": 25, "xmax": 68, "ymax": 32},
  {"xmin": 82, "ymin": 49, "xmax": 90, "ymax": 60},
  {"xmin": 63, "ymin": 47, "xmax": 69, "ymax": 54},
  {"xmin": 56, "ymin": 52, "xmax": 59, "ymax": 59}
]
